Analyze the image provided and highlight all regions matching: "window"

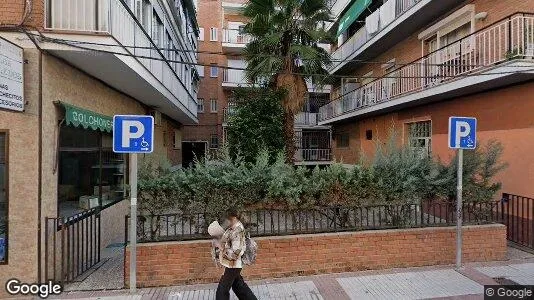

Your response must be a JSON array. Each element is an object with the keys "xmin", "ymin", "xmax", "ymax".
[
  {"xmin": 210, "ymin": 134, "xmax": 219, "ymax": 149},
  {"xmin": 135, "ymin": 0, "xmax": 151, "ymax": 30},
  {"xmin": 210, "ymin": 27, "xmax": 218, "ymax": 41},
  {"xmin": 166, "ymin": 32, "xmax": 173, "ymax": 61},
  {"xmin": 197, "ymin": 98, "xmax": 204, "ymax": 112},
  {"xmin": 198, "ymin": 65, "xmax": 204, "ymax": 77},
  {"xmin": 152, "ymin": 11, "xmax": 163, "ymax": 47},
  {"xmin": 198, "ymin": 27, "xmax": 204, "ymax": 41},
  {"xmin": 173, "ymin": 130, "xmax": 182, "ymax": 150},
  {"xmin": 210, "ymin": 64, "xmax": 218, "ymax": 77},
  {"xmin": 408, "ymin": 121, "xmax": 432, "ymax": 158},
  {"xmin": 210, "ymin": 99, "xmax": 218, "ymax": 113},
  {"xmin": 336, "ymin": 133, "xmax": 349, "ymax": 148},
  {"xmin": 58, "ymin": 126, "xmax": 126, "ymax": 218},
  {"xmin": 0, "ymin": 132, "xmax": 7, "ymax": 263}
]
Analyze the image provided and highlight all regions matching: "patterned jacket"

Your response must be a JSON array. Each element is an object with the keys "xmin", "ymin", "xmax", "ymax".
[{"xmin": 219, "ymin": 221, "xmax": 246, "ymax": 268}]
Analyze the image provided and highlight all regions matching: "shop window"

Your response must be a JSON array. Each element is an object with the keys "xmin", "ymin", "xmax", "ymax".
[
  {"xmin": 408, "ymin": 120, "xmax": 432, "ymax": 158},
  {"xmin": 336, "ymin": 133, "xmax": 349, "ymax": 148},
  {"xmin": 58, "ymin": 126, "xmax": 126, "ymax": 218},
  {"xmin": 0, "ymin": 132, "xmax": 7, "ymax": 263},
  {"xmin": 210, "ymin": 134, "xmax": 219, "ymax": 149}
]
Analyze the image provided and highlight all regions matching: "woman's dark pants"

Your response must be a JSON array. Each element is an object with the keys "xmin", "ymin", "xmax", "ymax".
[{"xmin": 215, "ymin": 267, "xmax": 257, "ymax": 300}]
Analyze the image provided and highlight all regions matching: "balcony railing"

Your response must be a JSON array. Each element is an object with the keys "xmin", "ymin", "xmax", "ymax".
[
  {"xmin": 331, "ymin": 0, "xmax": 421, "ymax": 71},
  {"xmin": 45, "ymin": 0, "xmax": 197, "ymax": 116},
  {"xmin": 222, "ymin": 69, "xmax": 247, "ymax": 85},
  {"xmin": 295, "ymin": 149, "xmax": 332, "ymax": 162},
  {"xmin": 320, "ymin": 14, "xmax": 534, "ymax": 122},
  {"xmin": 295, "ymin": 112, "xmax": 319, "ymax": 126},
  {"xmin": 222, "ymin": 29, "xmax": 252, "ymax": 45}
]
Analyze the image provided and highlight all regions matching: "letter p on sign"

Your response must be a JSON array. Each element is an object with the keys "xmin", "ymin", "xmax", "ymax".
[
  {"xmin": 113, "ymin": 115, "xmax": 154, "ymax": 153},
  {"xmin": 448, "ymin": 117, "xmax": 477, "ymax": 150}
]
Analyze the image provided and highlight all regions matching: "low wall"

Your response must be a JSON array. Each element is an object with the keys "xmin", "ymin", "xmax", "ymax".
[{"xmin": 124, "ymin": 224, "xmax": 507, "ymax": 287}]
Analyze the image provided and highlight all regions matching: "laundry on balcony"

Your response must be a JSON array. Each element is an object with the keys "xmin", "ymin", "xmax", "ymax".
[
  {"xmin": 379, "ymin": 0, "xmax": 396, "ymax": 27},
  {"xmin": 365, "ymin": 9, "xmax": 380, "ymax": 35}
]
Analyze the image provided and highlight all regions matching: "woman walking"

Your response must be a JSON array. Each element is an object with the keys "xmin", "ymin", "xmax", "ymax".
[{"xmin": 215, "ymin": 209, "xmax": 257, "ymax": 300}]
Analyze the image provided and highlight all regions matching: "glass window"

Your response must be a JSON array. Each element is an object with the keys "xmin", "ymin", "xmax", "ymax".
[
  {"xmin": 336, "ymin": 133, "xmax": 349, "ymax": 148},
  {"xmin": 210, "ymin": 27, "xmax": 218, "ymax": 41},
  {"xmin": 152, "ymin": 11, "xmax": 163, "ymax": 47},
  {"xmin": 58, "ymin": 126, "xmax": 126, "ymax": 218},
  {"xmin": 198, "ymin": 27, "xmax": 204, "ymax": 41},
  {"xmin": 408, "ymin": 121, "xmax": 432, "ymax": 158},
  {"xmin": 198, "ymin": 65, "xmax": 204, "ymax": 77},
  {"xmin": 210, "ymin": 64, "xmax": 218, "ymax": 77},
  {"xmin": 210, "ymin": 134, "xmax": 219, "ymax": 149},
  {"xmin": 197, "ymin": 98, "xmax": 204, "ymax": 112},
  {"xmin": 0, "ymin": 132, "xmax": 7, "ymax": 263},
  {"xmin": 210, "ymin": 98, "xmax": 218, "ymax": 113}
]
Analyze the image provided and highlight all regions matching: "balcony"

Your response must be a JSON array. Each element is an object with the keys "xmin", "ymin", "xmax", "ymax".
[
  {"xmin": 330, "ymin": 0, "xmax": 463, "ymax": 74},
  {"xmin": 42, "ymin": 0, "xmax": 198, "ymax": 124},
  {"xmin": 294, "ymin": 130, "xmax": 332, "ymax": 165},
  {"xmin": 222, "ymin": 29, "xmax": 252, "ymax": 53},
  {"xmin": 320, "ymin": 14, "xmax": 534, "ymax": 124}
]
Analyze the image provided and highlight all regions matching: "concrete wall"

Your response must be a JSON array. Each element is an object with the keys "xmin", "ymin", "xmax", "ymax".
[{"xmin": 124, "ymin": 224, "xmax": 507, "ymax": 287}]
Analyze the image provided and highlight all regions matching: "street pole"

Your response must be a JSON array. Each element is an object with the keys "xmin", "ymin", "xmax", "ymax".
[
  {"xmin": 456, "ymin": 148, "xmax": 463, "ymax": 270},
  {"xmin": 129, "ymin": 153, "xmax": 138, "ymax": 293}
]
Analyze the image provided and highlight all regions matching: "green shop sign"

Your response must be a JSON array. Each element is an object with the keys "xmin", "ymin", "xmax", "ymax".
[
  {"xmin": 60, "ymin": 102, "xmax": 113, "ymax": 133},
  {"xmin": 336, "ymin": 0, "xmax": 372, "ymax": 37}
]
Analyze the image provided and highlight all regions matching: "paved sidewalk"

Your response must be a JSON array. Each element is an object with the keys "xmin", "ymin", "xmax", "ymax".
[{"xmin": 52, "ymin": 249, "xmax": 534, "ymax": 300}]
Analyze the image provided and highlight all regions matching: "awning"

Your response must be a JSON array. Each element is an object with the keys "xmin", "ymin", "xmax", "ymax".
[
  {"xmin": 336, "ymin": 0, "xmax": 372, "ymax": 37},
  {"xmin": 57, "ymin": 102, "xmax": 113, "ymax": 133}
]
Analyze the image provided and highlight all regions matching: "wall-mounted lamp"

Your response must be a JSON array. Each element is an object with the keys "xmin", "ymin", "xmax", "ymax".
[{"xmin": 475, "ymin": 12, "xmax": 488, "ymax": 21}]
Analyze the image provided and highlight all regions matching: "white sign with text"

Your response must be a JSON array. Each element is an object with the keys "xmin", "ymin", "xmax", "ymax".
[{"xmin": 0, "ymin": 38, "xmax": 24, "ymax": 112}]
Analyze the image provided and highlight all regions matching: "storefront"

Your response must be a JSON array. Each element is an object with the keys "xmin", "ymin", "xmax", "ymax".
[{"xmin": 56, "ymin": 103, "xmax": 127, "ymax": 217}]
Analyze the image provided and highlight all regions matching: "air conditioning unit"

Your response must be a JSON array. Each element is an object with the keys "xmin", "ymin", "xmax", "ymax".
[{"xmin": 150, "ymin": 110, "xmax": 162, "ymax": 126}]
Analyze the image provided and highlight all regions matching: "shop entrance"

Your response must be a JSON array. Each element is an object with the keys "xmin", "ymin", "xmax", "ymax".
[{"xmin": 182, "ymin": 141, "xmax": 207, "ymax": 167}]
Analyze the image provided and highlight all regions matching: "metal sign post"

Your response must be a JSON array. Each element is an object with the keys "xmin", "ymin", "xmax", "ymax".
[
  {"xmin": 448, "ymin": 116, "xmax": 476, "ymax": 270},
  {"xmin": 113, "ymin": 115, "xmax": 154, "ymax": 294},
  {"xmin": 129, "ymin": 153, "xmax": 138, "ymax": 293},
  {"xmin": 455, "ymin": 148, "xmax": 463, "ymax": 270}
]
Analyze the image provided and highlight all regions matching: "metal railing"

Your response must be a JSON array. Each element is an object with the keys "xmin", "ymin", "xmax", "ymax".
[
  {"xmin": 222, "ymin": 29, "xmax": 252, "ymax": 45},
  {"xmin": 501, "ymin": 193, "xmax": 534, "ymax": 249},
  {"xmin": 45, "ymin": 0, "xmax": 198, "ymax": 117},
  {"xmin": 321, "ymin": 14, "xmax": 534, "ymax": 122},
  {"xmin": 44, "ymin": 209, "xmax": 101, "ymax": 284},
  {"xmin": 222, "ymin": 69, "xmax": 248, "ymax": 85},
  {"xmin": 295, "ymin": 148, "xmax": 332, "ymax": 162},
  {"xmin": 295, "ymin": 112, "xmax": 319, "ymax": 126},
  {"xmin": 125, "ymin": 201, "xmax": 499, "ymax": 243},
  {"xmin": 331, "ymin": 0, "xmax": 422, "ymax": 70}
]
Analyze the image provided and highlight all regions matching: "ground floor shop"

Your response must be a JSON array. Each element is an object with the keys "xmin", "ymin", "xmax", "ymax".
[
  {"xmin": 0, "ymin": 35, "xmax": 186, "ymax": 296},
  {"xmin": 330, "ymin": 81, "xmax": 534, "ymax": 198}
]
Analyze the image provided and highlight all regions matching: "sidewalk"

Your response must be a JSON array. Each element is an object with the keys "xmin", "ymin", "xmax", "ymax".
[{"xmin": 53, "ymin": 247, "xmax": 534, "ymax": 300}]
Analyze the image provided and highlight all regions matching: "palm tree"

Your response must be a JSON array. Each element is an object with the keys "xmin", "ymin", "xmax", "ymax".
[{"xmin": 242, "ymin": 0, "xmax": 332, "ymax": 163}]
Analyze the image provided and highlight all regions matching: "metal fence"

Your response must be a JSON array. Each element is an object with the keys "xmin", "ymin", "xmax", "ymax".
[
  {"xmin": 126, "ymin": 201, "xmax": 500, "ymax": 243},
  {"xmin": 501, "ymin": 193, "xmax": 534, "ymax": 249},
  {"xmin": 44, "ymin": 209, "xmax": 101, "ymax": 284}
]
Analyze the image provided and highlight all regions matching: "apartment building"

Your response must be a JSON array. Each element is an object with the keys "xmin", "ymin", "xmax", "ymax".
[
  {"xmin": 183, "ymin": 0, "xmax": 333, "ymax": 166},
  {"xmin": 0, "ymin": 0, "xmax": 198, "ymax": 291},
  {"xmin": 321, "ymin": 0, "xmax": 534, "ymax": 196}
]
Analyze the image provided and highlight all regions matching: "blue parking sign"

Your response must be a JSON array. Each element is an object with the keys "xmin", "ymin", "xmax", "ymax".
[
  {"xmin": 113, "ymin": 115, "xmax": 154, "ymax": 153},
  {"xmin": 448, "ymin": 117, "xmax": 476, "ymax": 149}
]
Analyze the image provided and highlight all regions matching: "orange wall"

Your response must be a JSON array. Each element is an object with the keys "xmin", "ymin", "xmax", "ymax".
[{"xmin": 332, "ymin": 81, "xmax": 534, "ymax": 198}]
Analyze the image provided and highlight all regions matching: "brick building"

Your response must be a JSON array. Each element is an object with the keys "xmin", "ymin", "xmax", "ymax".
[
  {"xmin": 183, "ymin": 0, "xmax": 334, "ymax": 166},
  {"xmin": 320, "ymin": 0, "xmax": 534, "ymax": 196},
  {"xmin": 0, "ymin": 0, "xmax": 198, "ymax": 293}
]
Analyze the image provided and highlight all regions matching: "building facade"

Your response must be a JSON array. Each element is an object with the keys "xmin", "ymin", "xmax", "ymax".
[
  {"xmin": 0, "ymin": 0, "xmax": 198, "ymax": 293},
  {"xmin": 183, "ymin": 0, "xmax": 333, "ymax": 166},
  {"xmin": 321, "ymin": 0, "xmax": 534, "ymax": 196}
]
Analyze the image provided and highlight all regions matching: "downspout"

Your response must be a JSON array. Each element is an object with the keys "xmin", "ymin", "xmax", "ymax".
[{"xmin": 37, "ymin": 50, "xmax": 43, "ymax": 283}]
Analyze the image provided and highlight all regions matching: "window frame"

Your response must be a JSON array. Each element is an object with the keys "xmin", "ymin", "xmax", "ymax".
[
  {"xmin": 198, "ymin": 27, "xmax": 205, "ymax": 41},
  {"xmin": 210, "ymin": 27, "xmax": 218, "ymax": 41},
  {"xmin": 210, "ymin": 64, "xmax": 218, "ymax": 78},
  {"xmin": 406, "ymin": 120, "xmax": 432, "ymax": 158},
  {"xmin": 210, "ymin": 98, "xmax": 218, "ymax": 113},
  {"xmin": 336, "ymin": 132, "xmax": 350, "ymax": 148},
  {"xmin": 210, "ymin": 134, "xmax": 219, "ymax": 149},
  {"xmin": 0, "ymin": 130, "xmax": 8, "ymax": 265},
  {"xmin": 197, "ymin": 98, "xmax": 204, "ymax": 113}
]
